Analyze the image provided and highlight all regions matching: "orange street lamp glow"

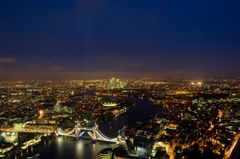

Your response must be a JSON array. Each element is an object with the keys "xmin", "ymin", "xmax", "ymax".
[{"xmin": 38, "ymin": 110, "xmax": 44, "ymax": 119}]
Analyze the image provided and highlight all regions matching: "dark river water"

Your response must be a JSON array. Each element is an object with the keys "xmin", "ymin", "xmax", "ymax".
[{"xmin": 24, "ymin": 100, "xmax": 162, "ymax": 159}]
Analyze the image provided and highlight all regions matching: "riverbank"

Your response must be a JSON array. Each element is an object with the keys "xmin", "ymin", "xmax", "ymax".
[
  {"xmin": 1, "ymin": 134, "xmax": 55, "ymax": 159},
  {"xmin": 1, "ymin": 100, "xmax": 162, "ymax": 159}
]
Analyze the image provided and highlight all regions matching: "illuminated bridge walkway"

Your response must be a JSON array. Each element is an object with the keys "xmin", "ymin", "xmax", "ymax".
[{"xmin": 56, "ymin": 124, "xmax": 126, "ymax": 144}]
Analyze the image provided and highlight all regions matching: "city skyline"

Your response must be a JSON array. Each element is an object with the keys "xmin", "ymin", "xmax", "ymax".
[
  {"xmin": 1, "ymin": 0, "xmax": 240, "ymax": 80},
  {"xmin": 0, "ymin": 1, "xmax": 240, "ymax": 158},
  {"xmin": 0, "ymin": 79, "xmax": 239, "ymax": 158}
]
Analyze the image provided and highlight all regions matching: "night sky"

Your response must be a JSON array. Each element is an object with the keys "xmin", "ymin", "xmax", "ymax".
[{"xmin": 0, "ymin": 0, "xmax": 240, "ymax": 80}]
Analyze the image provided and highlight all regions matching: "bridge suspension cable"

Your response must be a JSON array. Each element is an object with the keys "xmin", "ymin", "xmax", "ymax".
[{"xmin": 56, "ymin": 125, "xmax": 125, "ymax": 144}]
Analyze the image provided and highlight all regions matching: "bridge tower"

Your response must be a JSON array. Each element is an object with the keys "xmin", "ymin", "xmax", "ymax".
[
  {"xmin": 92, "ymin": 129, "xmax": 97, "ymax": 141},
  {"xmin": 75, "ymin": 127, "xmax": 81, "ymax": 137},
  {"xmin": 92, "ymin": 123, "xmax": 99, "ymax": 141}
]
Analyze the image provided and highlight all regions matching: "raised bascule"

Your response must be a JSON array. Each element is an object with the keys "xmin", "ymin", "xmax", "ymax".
[
  {"xmin": 55, "ymin": 124, "xmax": 139, "ymax": 158},
  {"xmin": 1, "ymin": 122, "xmax": 127, "ymax": 145},
  {"xmin": 55, "ymin": 123, "xmax": 126, "ymax": 144},
  {"xmin": 1, "ymin": 123, "xmax": 144, "ymax": 157}
]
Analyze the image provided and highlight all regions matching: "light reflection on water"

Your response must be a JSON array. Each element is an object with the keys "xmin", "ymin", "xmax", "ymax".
[
  {"xmin": 75, "ymin": 140, "xmax": 84, "ymax": 157},
  {"xmin": 56, "ymin": 137, "xmax": 64, "ymax": 158},
  {"xmin": 23, "ymin": 101, "xmax": 161, "ymax": 159},
  {"xmin": 23, "ymin": 138, "xmax": 114, "ymax": 159}
]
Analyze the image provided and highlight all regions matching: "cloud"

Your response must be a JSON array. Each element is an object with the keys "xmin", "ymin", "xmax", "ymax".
[
  {"xmin": 127, "ymin": 63, "xmax": 143, "ymax": 67},
  {"xmin": 25, "ymin": 62, "xmax": 66, "ymax": 71},
  {"xmin": 0, "ymin": 57, "xmax": 18, "ymax": 64}
]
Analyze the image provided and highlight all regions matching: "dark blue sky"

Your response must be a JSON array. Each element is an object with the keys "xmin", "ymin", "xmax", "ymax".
[{"xmin": 0, "ymin": 0, "xmax": 240, "ymax": 80}]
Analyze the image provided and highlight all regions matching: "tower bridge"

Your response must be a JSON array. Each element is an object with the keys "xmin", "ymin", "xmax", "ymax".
[
  {"xmin": 55, "ymin": 124, "xmax": 126, "ymax": 144},
  {"xmin": 1, "ymin": 123, "xmax": 147, "ymax": 158}
]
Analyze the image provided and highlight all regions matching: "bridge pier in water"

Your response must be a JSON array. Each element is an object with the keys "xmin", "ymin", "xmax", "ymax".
[
  {"xmin": 55, "ymin": 124, "xmax": 149, "ymax": 157},
  {"xmin": 56, "ymin": 124, "xmax": 126, "ymax": 144}
]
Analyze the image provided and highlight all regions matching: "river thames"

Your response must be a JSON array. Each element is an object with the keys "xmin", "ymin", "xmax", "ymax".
[{"xmin": 24, "ymin": 100, "xmax": 162, "ymax": 159}]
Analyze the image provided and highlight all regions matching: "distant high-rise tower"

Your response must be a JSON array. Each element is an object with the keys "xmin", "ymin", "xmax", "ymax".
[{"xmin": 106, "ymin": 77, "xmax": 127, "ymax": 89}]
